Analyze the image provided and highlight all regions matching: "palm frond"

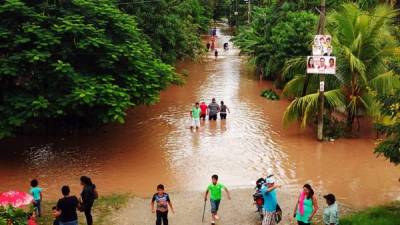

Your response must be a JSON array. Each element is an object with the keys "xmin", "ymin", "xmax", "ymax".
[
  {"xmin": 282, "ymin": 75, "xmax": 305, "ymax": 98},
  {"xmin": 283, "ymin": 89, "xmax": 345, "ymax": 128},
  {"xmin": 369, "ymin": 71, "xmax": 400, "ymax": 95}
]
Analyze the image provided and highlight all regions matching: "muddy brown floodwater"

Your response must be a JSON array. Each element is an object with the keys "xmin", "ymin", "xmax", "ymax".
[{"xmin": 0, "ymin": 28, "xmax": 399, "ymax": 209}]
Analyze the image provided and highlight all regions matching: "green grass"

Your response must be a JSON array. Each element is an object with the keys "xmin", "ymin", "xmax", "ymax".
[
  {"xmin": 340, "ymin": 201, "xmax": 400, "ymax": 225},
  {"xmin": 37, "ymin": 194, "xmax": 130, "ymax": 225}
]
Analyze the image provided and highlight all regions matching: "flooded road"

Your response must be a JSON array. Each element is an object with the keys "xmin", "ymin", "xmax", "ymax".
[{"xmin": 0, "ymin": 29, "xmax": 399, "ymax": 208}]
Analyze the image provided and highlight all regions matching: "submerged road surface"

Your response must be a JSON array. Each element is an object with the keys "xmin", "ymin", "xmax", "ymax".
[{"xmin": 0, "ymin": 27, "xmax": 399, "ymax": 208}]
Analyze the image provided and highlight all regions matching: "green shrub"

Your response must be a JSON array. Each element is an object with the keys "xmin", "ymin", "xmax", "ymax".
[{"xmin": 261, "ymin": 89, "xmax": 280, "ymax": 101}]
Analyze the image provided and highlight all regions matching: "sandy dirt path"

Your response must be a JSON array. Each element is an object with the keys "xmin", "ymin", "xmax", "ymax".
[{"xmin": 110, "ymin": 188, "xmax": 341, "ymax": 225}]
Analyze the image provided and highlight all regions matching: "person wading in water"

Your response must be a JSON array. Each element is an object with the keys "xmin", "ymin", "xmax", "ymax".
[
  {"xmin": 208, "ymin": 98, "xmax": 220, "ymax": 121},
  {"xmin": 219, "ymin": 101, "xmax": 230, "ymax": 120}
]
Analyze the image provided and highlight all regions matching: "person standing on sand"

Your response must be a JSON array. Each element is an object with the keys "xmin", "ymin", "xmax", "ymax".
[
  {"xmin": 261, "ymin": 177, "xmax": 281, "ymax": 225},
  {"xmin": 80, "ymin": 176, "xmax": 97, "ymax": 225},
  {"xmin": 190, "ymin": 102, "xmax": 201, "ymax": 129},
  {"xmin": 323, "ymin": 194, "xmax": 339, "ymax": 225},
  {"xmin": 214, "ymin": 49, "xmax": 218, "ymax": 60},
  {"xmin": 208, "ymin": 98, "xmax": 220, "ymax": 121},
  {"xmin": 29, "ymin": 179, "xmax": 43, "ymax": 217},
  {"xmin": 55, "ymin": 186, "xmax": 79, "ymax": 225},
  {"xmin": 204, "ymin": 174, "xmax": 231, "ymax": 225},
  {"xmin": 151, "ymin": 184, "xmax": 174, "ymax": 225},
  {"xmin": 293, "ymin": 184, "xmax": 319, "ymax": 225},
  {"xmin": 200, "ymin": 102, "xmax": 208, "ymax": 121}
]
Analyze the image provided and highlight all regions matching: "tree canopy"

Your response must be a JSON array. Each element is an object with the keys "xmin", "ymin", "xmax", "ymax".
[
  {"xmin": 119, "ymin": 0, "xmax": 210, "ymax": 64},
  {"xmin": 0, "ymin": 0, "xmax": 178, "ymax": 139}
]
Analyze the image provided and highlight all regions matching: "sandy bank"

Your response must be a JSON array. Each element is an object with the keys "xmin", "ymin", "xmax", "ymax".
[{"xmin": 110, "ymin": 188, "xmax": 352, "ymax": 225}]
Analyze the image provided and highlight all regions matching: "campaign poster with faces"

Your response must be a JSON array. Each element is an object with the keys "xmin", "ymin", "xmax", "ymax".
[
  {"xmin": 307, "ymin": 56, "xmax": 336, "ymax": 75},
  {"xmin": 312, "ymin": 35, "xmax": 332, "ymax": 56}
]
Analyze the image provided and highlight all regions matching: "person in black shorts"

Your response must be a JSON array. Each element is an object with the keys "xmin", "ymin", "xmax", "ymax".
[
  {"xmin": 208, "ymin": 98, "xmax": 220, "ymax": 121},
  {"xmin": 151, "ymin": 184, "xmax": 174, "ymax": 225},
  {"xmin": 220, "ymin": 101, "xmax": 230, "ymax": 120}
]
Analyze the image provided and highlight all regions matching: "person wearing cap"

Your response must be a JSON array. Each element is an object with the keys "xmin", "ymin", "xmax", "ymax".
[
  {"xmin": 323, "ymin": 194, "xmax": 339, "ymax": 225},
  {"xmin": 260, "ymin": 177, "xmax": 281, "ymax": 225}
]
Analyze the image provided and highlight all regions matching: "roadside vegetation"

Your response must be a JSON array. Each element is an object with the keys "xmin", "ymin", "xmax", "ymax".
[
  {"xmin": 339, "ymin": 201, "xmax": 400, "ymax": 225},
  {"xmin": 0, "ymin": 0, "xmax": 218, "ymax": 140},
  {"xmin": 233, "ymin": 0, "xmax": 400, "ymax": 164}
]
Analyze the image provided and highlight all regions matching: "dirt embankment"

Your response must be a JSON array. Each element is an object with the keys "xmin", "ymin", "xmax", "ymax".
[{"xmin": 110, "ymin": 188, "xmax": 351, "ymax": 225}]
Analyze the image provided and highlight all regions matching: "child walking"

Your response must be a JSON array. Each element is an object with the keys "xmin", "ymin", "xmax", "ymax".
[
  {"xmin": 29, "ymin": 179, "xmax": 43, "ymax": 217},
  {"xmin": 151, "ymin": 184, "xmax": 174, "ymax": 225},
  {"xmin": 204, "ymin": 175, "xmax": 231, "ymax": 225}
]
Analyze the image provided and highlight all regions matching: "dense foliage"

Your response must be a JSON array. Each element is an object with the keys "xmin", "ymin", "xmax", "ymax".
[
  {"xmin": 0, "ymin": 206, "xmax": 29, "ymax": 225},
  {"xmin": 375, "ymin": 90, "xmax": 400, "ymax": 165},
  {"xmin": 119, "ymin": 0, "xmax": 210, "ymax": 63},
  {"xmin": 232, "ymin": 2, "xmax": 318, "ymax": 84},
  {"xmin": 0, "ymin": 0, "xmax": 178, "ymax": 139},
  {"xmin": 282, "ymin": 3, "xmax": 400, "ymax": 134}
]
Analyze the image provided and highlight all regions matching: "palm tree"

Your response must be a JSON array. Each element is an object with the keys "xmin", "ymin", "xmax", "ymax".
[{"xmin": 282, "ymin": 3, "xmax": 400, "ymax": 133}]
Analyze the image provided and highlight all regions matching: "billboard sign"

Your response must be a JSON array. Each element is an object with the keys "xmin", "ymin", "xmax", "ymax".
[
  {"xmin": 307, "ymin": 56, "xmax": 336, "ymax": 75},
  {"xmin": 312, "ymin": 35, "xmax": 332, "ymax": 56}
]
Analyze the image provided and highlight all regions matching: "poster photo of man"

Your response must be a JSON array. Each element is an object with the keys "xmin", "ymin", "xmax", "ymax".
[
  {"xmin": 312, "ymin": 35, "xmax": 332, "ymax": 56},
  {"xmin": 307, "ymin": 56, "xmax": 336, "ymax": 74}
]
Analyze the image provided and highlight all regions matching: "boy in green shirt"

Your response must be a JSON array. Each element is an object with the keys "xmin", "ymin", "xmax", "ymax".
[{"xmin": 204, "ymin": 175, "xmax": 231, "ymax": 225}]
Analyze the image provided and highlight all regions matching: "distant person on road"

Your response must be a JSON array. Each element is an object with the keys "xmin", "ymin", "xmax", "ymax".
[
  {"xmin": 214, "ymin": 49, "xmax": 218, "ymax": 60},
  {"xmin": 80, "ymin": 176, "xmax": 97, "ymax": 225},
  {"xmin": 323, "ymin": 194, "xmax": 339, "ymax": 225},
  {"xmin": 293, "ymin": 184, "xmax": 319, "ymax": 225},
  {"xmin": 223, "ymin": 42, "xmax": 228, "ymax": 50},
  {"xmin": 261, "ymin": 177, "xmax": 281, "ymax": 225},
  {"xmin": 200, "ymin": 102, "xmax": 208, "ymax": 121},
  {"xmin": 212, "ymin": 27, "xmax": 217, "ymax": 36},
  {"xmin": 204, "ymin": 175, "xmax": 231, "ymax": 225},
  {"xmin": 219, "ymin": 101, "xmax": 230, "ymax": 120},
  {"xmin": 208, "ymin": 98, "xmax": 220, "ymax": 121},
  {"xmin": 30, "ymin": 179, "xmax": 43, "ymax": 217},
  {"xmin": 151, "ymin": 184, "xmax": 174, "ymax": 225},
  {"xmin": 55, "ymin": 185, "xmax": 79, "ymax": 225},
  {"xmin": 190, "ymin": 102, "xmax": 201, "ymax": 129}
]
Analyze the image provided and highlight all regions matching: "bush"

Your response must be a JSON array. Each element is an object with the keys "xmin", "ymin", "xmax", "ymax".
[{"xmin": 261, "ymin": 89, "xmax": 280, "ymax": 101}]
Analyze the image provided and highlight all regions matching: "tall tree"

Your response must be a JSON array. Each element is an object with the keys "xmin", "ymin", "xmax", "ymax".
[
  {"xmin": 0, "ymin": 0, "xmax": 177, "ymax": 139},
  {"xmin": 282, "ymin": 3, "xmax": 400, "ymax": 133},
  {"xmin": 119, "ymin": 0, "xmax": 210, "ymax": 64}
]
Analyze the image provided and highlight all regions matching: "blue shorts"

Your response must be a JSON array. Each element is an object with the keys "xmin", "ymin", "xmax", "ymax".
[{"xmin": 210, "ymin": 199, "xmax": 221, "ymax": 213}]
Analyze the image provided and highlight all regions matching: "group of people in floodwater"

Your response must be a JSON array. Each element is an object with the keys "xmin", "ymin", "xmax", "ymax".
[
  {"xmin": 190, "ymin": 98, "xmax": 230, "ymax": 130},
  {"xmin": 206, "ymin": 27, "xmax": 229, "ymax": 60},
  {"xmin": 27, "ymin": 176, "xmax": 97, "ymax": 225}
]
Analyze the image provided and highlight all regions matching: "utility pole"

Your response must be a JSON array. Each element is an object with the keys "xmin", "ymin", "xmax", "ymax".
[
  {"xmin": 235, "ymin": 0, "xmax": 238, "ymax": 28},
  {"xmin": 317, "ymin": 0, "xmax": 326, "ymax": 141},
  {"xmin": 248, "ymin": 0, "xmax": 251, "ymax": 23}
]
